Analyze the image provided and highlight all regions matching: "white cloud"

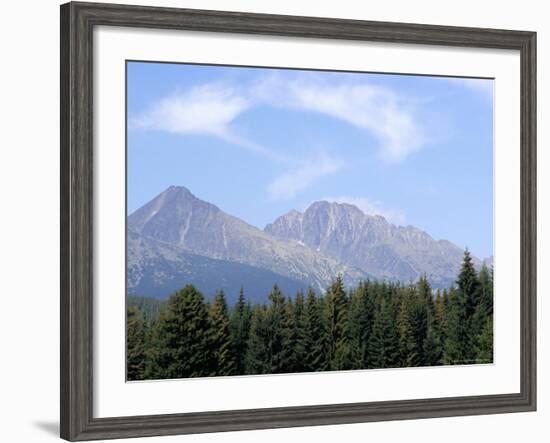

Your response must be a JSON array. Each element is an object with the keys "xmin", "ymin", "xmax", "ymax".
[
  {"xmin": 133, "ymin": 75, "xmax": 427, "ymax": 164},
  {"xmin": 323, "ymin": 196, "xmax": 406, "ymax": 225},
  {"xmin": 132, "ymin": 83, "xmax": 249, "ymax": 136},
  {"xmin": 131, "ymin": 83, "xmax": 287, "ymax": 162},
  {"xmin": 268, "ymin": 154, "xmax": 345, "ymax": 201},
  {"xmin": 254, "ymin": 75, "xmax": 425, "ymax": 162},
  {"xmin": 132, "ymin": 74, "xmax": 429, "ymax": 200}
]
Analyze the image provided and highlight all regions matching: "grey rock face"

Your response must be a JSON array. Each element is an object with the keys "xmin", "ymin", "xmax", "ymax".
[
  {"xmin": 128, "ymin": 187, "xmax": 367, "ymax": 293},
  {"xmin": 127, "ymin": 229, "xmax": 312, "ymax": 302},
  {"xmin": 129, "ymin": 187, "xmax": 482, "ymax": 299},
  {"xmin": 265, "ymin": 201, "xmax": 478, "ymax": 287}
]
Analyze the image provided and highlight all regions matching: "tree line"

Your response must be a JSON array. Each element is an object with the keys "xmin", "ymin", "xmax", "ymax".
[{"xmin": 127, "ymin": 250, "xmax": 493, "ymax": 380}]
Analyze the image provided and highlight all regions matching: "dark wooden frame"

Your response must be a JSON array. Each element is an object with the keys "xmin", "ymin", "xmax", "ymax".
[{"xmin": 60, "ymin": 1, "xmax": 537, "ymax": 441}]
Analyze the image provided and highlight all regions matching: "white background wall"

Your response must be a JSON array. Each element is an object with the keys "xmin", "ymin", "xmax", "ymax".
[{"xmin": 0, "ymin": 0, "xmax": 547, "ymax": 442}]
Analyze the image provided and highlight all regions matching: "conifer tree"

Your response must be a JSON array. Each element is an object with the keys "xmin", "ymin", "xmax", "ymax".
[
  {"xmin": 477, "ymin": 317, "xmax": 493, "ymax": 363},
  {"xmin": 478, "ymin": 265, "xmax": 493, "ymax": 317},
  {"xmin": 472, "ymin": 265, "xmax": 493, "ymax": 358},
  {"xmin": 292, "ymin": 291, "xmax": 307, "ymax": 372},
  {"xmin": 131, "ymin": 253, "xmax": 492, "ymax": 379},
  {"xmin": 416, "ymin": 276, "xmax": 441, "ymax": 365},
  {"xmin": 143, "ymin": 315, "xmax": 163, "ymax": 379},
  {"xmin": 304, "ymin": 288, "xmax": 328, "ymax": 371},
  {"xmin": 209, "ymin": 290, "xmax": 237, "ymax": 376},
  {"xmin": 230, "ymin": 287, "xmax": 252, "ymax": 374},
  {"xmin": 444, "ymin": 250, "xmax": 480, "ymax": 364},
  {"xmin": 147, "ymin": 285, "xmax": 214, "ymax": 379},
  {"xmin": 127, "ymin": 306, "xmax": 146, "ymax": 380},
  {"xmin": 279, "ymin": 297, "xmax": 298, "ymax": 373},
  {"xmin": 266, "ymin": 285, "xmax": 287, "ymax": 373},
  {"xmin": 324, "ymin": 275, "xmax": 352, "ymax": 370},
  {"xmin": 369, "ymin": 297, "xmax": 398, "ymax": 368},
  {"xmin": 397, "ymin": 289, "xmax": 418, "ymax": 367},
  {"xmin": 443, "ymin": 298, "xmax": 467, "ymax": 365},
  {"xmin": 458, "ymin": 250, "xmax": 481, "ymax": 318},
  {"xmin": 245, "ymin": 305, "xmax": 270, "ymax": 374},
  {"xmin": 347, "ymin": 282, "xmax": 377, "ymax": 368},
  {"xmin": 434, "ymin": 290, "xmax": 448, "ymax": 343}
]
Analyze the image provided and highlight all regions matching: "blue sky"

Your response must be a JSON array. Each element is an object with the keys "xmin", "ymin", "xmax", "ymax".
[{"xmin": 127, "ymin": 62, "xmax": 494, "ymax": 259}]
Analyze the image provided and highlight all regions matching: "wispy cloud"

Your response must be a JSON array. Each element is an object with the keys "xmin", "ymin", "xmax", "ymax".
[
  {"xmin": 254, "ymin": 74, "xmax": 425, "ymax": 162},
  {"xmin": 133, "ymin": 74, "xmax": 427, "ymax": 163},
  {"xmin": 268, "ymin": 154, "xmax": 345, "ymax": 201},
  {"xmin": 323, "ymin": 195, "xmax": 406, "ymax": 225},
  {"xmin": 132, "ymin": 73, "xmax": 428, "ymax": 200},
  {"xmin": 130, "ymin": 83, "xmax": 287, "ymax": 162},
  {"xmin": 132, "ymin": 83, "xmax": 249, "ymax": 137}
]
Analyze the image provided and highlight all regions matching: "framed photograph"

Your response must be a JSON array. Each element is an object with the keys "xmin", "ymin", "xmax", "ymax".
[{"xmin": 60, "ymin": 1, "xmax": 536, "ymax": 440}]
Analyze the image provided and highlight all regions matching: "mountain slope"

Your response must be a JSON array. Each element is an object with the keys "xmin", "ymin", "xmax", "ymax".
[
  {"xmin": 127, "ymin": 229, "xmax": 311, "ymax": 302},
  {"xmin": 265, "ymin": 201, "xmax": 476, "ymax": 287},
  {"xmin": 128, "ymin": 186, "xmax": 368, "ymax": 293}
]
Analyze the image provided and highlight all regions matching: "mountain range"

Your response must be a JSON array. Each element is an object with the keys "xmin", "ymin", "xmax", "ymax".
[
  {"xmin": 127, "ymin": 186, "xmax": 482, "ymax": 303},
  {"xmin": 265, "ymin": 201, "xmax": 472, "ymax": 287}
]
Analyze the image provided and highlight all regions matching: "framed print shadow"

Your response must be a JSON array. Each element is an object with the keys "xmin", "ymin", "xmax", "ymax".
[{"xmin": 60, "ymin": 1, "xmax": 536, "ymax": 441}]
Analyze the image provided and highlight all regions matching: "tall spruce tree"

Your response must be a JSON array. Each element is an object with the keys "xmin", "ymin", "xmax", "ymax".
[
  {"xmin": 303, "ymin": 288, "xmax": 328, "ymax": 371},
  {"xmin": 348, "ymin": 282, "xmax": 375, "ymax": 369},
  {"xmin": 292, "ymin": 291, "xmax": 307, "ymax": 372},
  {"xmin": 444, "ymin": 250, "xmax": 481, "ymax": 364},
  {"xmin": 473, "ymin": 265, "xmax": 494, "ymax": 359},
  {"xmin": 443, "ymin": 293, "xmax": 468, "ymax": 364},
  {"xmin": 147, "ymin": 285, "xmax": 214, "ymax": 379},
  {"xmin": 230, "ymin": 287, "xmax": 252, "ymax": 374},
  {"xmin": 266, "ymin": 285, "xmax": 287, "ymax": 373},
  {"xmin": 245, "ymin": 305, "xmax": 270, "ymax": 374},
  {"xmin": 127, "ymin": 306, "xmax": 146, "ymax": 380},
  {"xmin": 369, "ymin": 297, "xmax": 398, "ymax": 368},
  {"xmin": 279, "ymin": 297, "xmax": 298, "ymax": 373},
  {"xmin": 416, "ymin": 276, "xmax": 441, "ymax": 365},
  {"xmin": 209, "ymin": 290, "xmax": 237, "ymax": 376},
  {"xmin": 324, "ymin": 275, "xmax": 352, "ymax": 370},
  {"xmin": 434, "ymin": 290, "xmax": 448, "ymax": 344},
  {"xmin": 397, "ymin": 288, "xmax": 419, "ymax": 367}
]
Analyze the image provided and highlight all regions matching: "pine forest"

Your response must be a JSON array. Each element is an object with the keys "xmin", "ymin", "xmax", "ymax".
[{"xmin": 127, "ymin": 251, "xmax": 493, "ymax": 381}]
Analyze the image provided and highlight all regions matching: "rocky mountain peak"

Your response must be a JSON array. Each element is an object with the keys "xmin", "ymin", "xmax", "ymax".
[
  {"xmin": 129, "ymin": 188, "xmax": 478, "ymax": 297},
  {"xmin": 128, "ymin": 186, "xmax": 221, "ymax": 245},
  {"xmin": 128, "ymin": 188, "xmax": 368, "ymax": 293},
  {"xmin": 265, "ymin": 199, "xmax": 472, "ymax": 287}
]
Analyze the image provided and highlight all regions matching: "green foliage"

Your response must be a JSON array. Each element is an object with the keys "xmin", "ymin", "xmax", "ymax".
[
  {"xmin": 324, "ymin": 275, "xmax": 352, "ymax": 370},
  {"xmin": 230, "ymin": 287, "xmax": 252, "ymax": 374},
  {"xmin": 397, "ymin": 288, "xmax": 419, "ymax": 367},
  {"xmin": 278, "ymin": 292, "xmax": 308, "ymax": 373},
  {"xmin": 128, "ymin": 252, "xmax": 493, "ymax": 379},
  {"xmin": 127, "ymin": 306, "xmax": 146, "ymax": 380},
  {"xmin": 245, "ymin": 305, "xmax": 270, "ymax": 374},
  {"xmin": 443, "ymin": 251, "xmax": 492, "ymax": 365},
  {"xmin": 266, "ymin": 284, "xmax": 287, "ymax": 373},
  {"xmin": 292, "ymin": 291, "xmax": 307, "ymax": 372},
  {"xmin": 348, "ymin": 282, "xmax": 376, "ymax": 369},
  {"xmin": 369, "ymin": 297, "xmax": 399, "ymax": 368},
  {"xmin": 209, "ymin": 291, "xmax": 237, "ymax": 376},
  {"xmin": 145, "ymin": 285, "xmax": 214, "ymax": 379},
  {"xmin": 303, "ymin": 288, "xmax": 329, "ymax": 371},
  {"xmin": 279, "ymin": 297, "xmax": 298, "ymax": 372},
  {"xmin": 127, "ymin": 295, "xmax": 164, "ymax": 323},
  {"xmin": 477, "ymin": 317, "xmax": 493, "ymax": 363}
]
